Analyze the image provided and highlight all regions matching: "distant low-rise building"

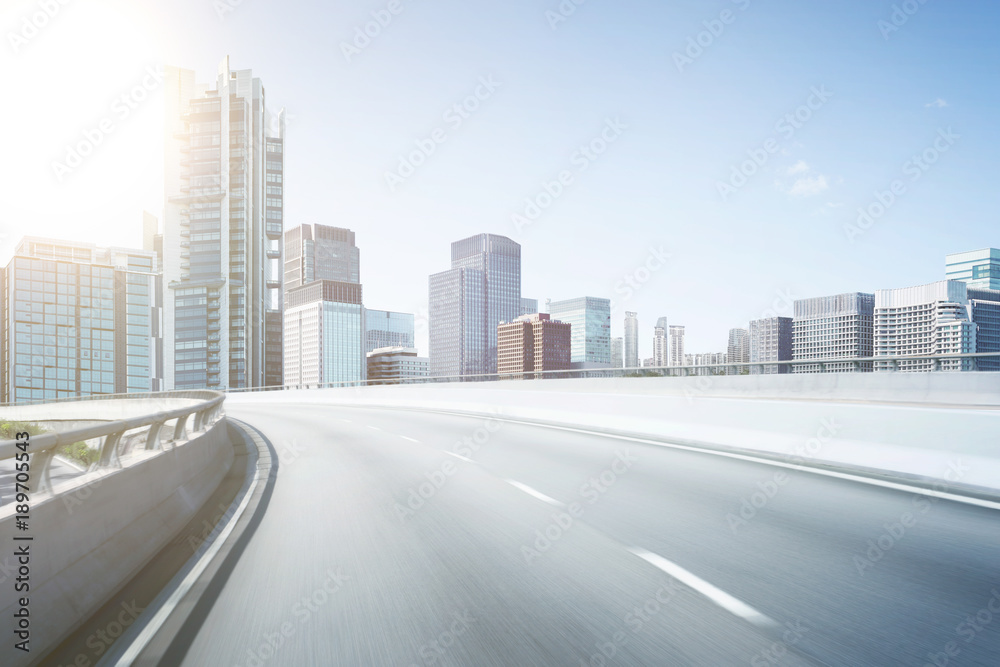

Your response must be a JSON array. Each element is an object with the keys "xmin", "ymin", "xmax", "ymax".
[
  {"xmin": 497, "ymin": 313, "xmax": 571, "ymax": 379},
  {"xmin": 366, "ymin": 347, "xmax": 429, "ymax": 384}
]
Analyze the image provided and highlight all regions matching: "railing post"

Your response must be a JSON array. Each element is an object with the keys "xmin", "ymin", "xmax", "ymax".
[
  {"xmin": 27, "ymin": 448, "xmax": 55, "ymax": 494},
  {"xmin": 173, "ymin": 415, "xmax": 188, "ymax": 442},
  {"xmin": 99, "ymin": 431, "xmax": 123, "ymax": 467},
  {"xmin": 145, "ymin": 421, "xmax": 164, "ymax": 450}
]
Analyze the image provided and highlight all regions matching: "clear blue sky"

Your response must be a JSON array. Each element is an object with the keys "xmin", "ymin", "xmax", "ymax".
[{"xmin": 2, "ymin": 0, "xmax": 997, "ymax": 357}]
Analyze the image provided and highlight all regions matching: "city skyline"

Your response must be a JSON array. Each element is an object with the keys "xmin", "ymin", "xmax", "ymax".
[{"xmin": 4, "ymin": 1, "xmax": 999, "ymax": 360}]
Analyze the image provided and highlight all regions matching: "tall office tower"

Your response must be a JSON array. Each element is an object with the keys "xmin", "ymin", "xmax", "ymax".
[
  {"xmin": 792, "ymin": 293, "xmax": 875, "ymax": 373},
  {"xmin": 874, "ymin": 281, "xmax": 976, "ymax": 372},
  {"xmin": 1, "ymin": 237, "xmax": 159, "ymax": 403},
  {"xmin": 967, "ymin": 288, "xmax": 1000, "ymax": 371},
  {"xmin": 450, "ymin": 233, "xmax": 521, "ymax": 373},
  {"xmin": 623, "ymin": 311, "xmax": 639, "ymax": 368},
  {"xmin": 366, "ymin": 347, "xmax": 429, "ymax": 384},
  {"xmin": 611, "ymin": 337, "xmax": 624, "ymax": 368},
  {"xmin": 364, "ymin": 309, "xmax": 415, "ymax": 354},
  {"xmin": 749, "ymin": 317, "xmax": 793, "ymax": 374},
  {"xmin": 142, "ymin": 212, "xmax": 165, "ymax": 390},
  {"xmin": 520, "ymin": 298, "xmax": 539, "ymax": 316},
  {"xmin": 497, "ymin": 313, "xmax": 571, "ymax": 379},
  {"xmin": 726, "ymin": 328, "xmax": 749, "ymax": 373},
  {"xmin": 653, "ymin": 317, "xmax": 668, "ymax": 367},
  {"xmin": 547, "ymin": 297, "xmax": 612, "ymax": 367},
  {"xmin": 946, "ymin": 248, "xmax": 1000, "ymax": 290},
  {"xmin": 283, "ymin": 280, "xmax": 365, "ymax": 385},
  {"xmin": 163, "ymin": 57, "xmax": 284, "ymax": 390},
  {"xmin": 284, "ymin": 224, "xmax": 360, "ymax": 290},
  {"xmin": 429, "ymin": 233, "xmax": 520, "ymax": 376},
  {"xmin": 668, "ymin": 325, "xmax": 685, "ymax": 367},
  {"xmin": 429, "ymin": 267, "xmax": 486, "ymax": 377}
]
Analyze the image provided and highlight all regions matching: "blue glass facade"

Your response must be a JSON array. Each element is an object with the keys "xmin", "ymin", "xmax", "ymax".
[
  {"xmin": 429, "ymin": 267, "xmax": 486, "ymax": 377},
  {"xmin": 547, "ymin": 297, "xmax": 611, "ymax": 364},
  {"xmin": 968, "ymin": 289, "xmax": 1000, "ymax": 371},
  {"xmin": 946, "ymin": 249, "xmax": 1000, "ymax": 291},
  {"xmin": 364, "ymin": 309, "xmax": 414, "ymax": 354},
  {"xmin": 1, "ymin": 240, "xmax": 157, "ymax": 403}
]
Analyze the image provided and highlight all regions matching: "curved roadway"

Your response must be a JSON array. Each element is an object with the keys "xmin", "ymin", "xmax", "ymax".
[{"xmin": 173, "ymin": 401, "xmax": 1000, "ymax": 666}]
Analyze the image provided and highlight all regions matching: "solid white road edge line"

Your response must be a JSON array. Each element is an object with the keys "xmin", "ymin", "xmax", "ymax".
[
  {"xmin": 108, "ymin": 424, "xmax": 268, "ymax": 666},
  {"xmin": 463, "ymin": 414, "xmax": 1000, "ymax": 512}
]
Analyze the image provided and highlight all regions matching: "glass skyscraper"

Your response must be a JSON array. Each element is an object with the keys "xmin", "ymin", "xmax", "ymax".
[
  {"xmin": 284, "ymin": 280, "xmax": 365, "ymax": 385},
  {"xmin": 547, "ymin": 297, "xmax": 611, "ymax": 366},
  {"xmin": 163, "ymin": 57, "xmax": 284, "ymax": 390},
  {"xmin": 947, "ymin": 250, "xmax": 1000, "ymax": 371},
  {"xmin": 653, "ymin": 317, "xmax": 668, "ymax": 367},
  {"xmin": 429, "ymin": 233, "xmax": 520, "ymax": 376},
  {"xmin": 1, "ymin": 238, "xmax": 159, "ymax": 402},
  {"xmin": 624, "ymin": 311, "xmax": 639, "ymax": 368},
  {"xmin": 429, "ymin": 267, "xmax": 487, "ymax": 377},
  {"xmin": 364, "ymin": 309, "xmax": 415, "ymax": 354}
]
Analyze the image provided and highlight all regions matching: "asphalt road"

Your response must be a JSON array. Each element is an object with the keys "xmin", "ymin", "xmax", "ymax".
[{"xmin": 173, "ymin": 402, "xmax": 1000, "ymax": 666}]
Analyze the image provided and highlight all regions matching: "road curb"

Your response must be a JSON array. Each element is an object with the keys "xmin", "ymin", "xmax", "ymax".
[{"xmin": 97, "ymin": 418, "xmax": 279, "ymax": 666}]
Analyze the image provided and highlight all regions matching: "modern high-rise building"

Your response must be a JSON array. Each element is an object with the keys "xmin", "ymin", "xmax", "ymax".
[
  {"xmin": 946, "ymin": 248, "xmax": 1000, "ymax": 291},
  {"xmin": 283, "ymin": 280, "xmax": 365, "ymax": 385},
  {"xmin": 874, "ymin": 281, "xmax": 976, "ymax": 372},
  {"xmin": 520, "ymin": 298, "xmax": 539, "ymax": 316},
  {"xmin": 968, "ymin": 288, "xmax": 1000, "ymax": 371},
  {"xmin": 429, "ymin": 267, "xmax": 486, "ymax": 377},
  {"xmin": 668, "ymin": 325, "xmax": 685, "ymax": 367},
  {"xmin": 726, "ymin": 328, "xmax": 749, "ymax": 373},
  {"xmin": 1, "ymin": 237, "xmax": 160, "ymax": 402},
  {"xmin": 364, "ymin": 309, "xmax": 414, "ymax": 354},
  {"xmin": 547, "ymin": 297, "xmax": 612, "ymax": 367},
  {"xmin": 624, "ymin": 311, "xmax": 639, "ymax": 368},
  {"xmin": 792, "ymin": 293, "xmax": 875, "ymax": 372},
  {"xmin": 611, "ymin": 337, "xmax": 624, "ymax": 368},
  {"xmin": 284, "ymin": 224, "xmax": 360, "ymax": 290},
  {"xmin": 163, "ymin": 57, "xmax": 284, "ymax": 390},
  {"xmin": 141, "ymin": 212, "xmax": 165, "ymax": 390},
  {"xmin": 749, "ymin": 317, "xmax": 793, "ymax": 374},
  {"xmin": 366, "ymin": 347, "xmax": 429, "ymax": 384},
  {"xmin": 496, "ymin": 313, "xmax": 571, "ymax": 379},
  {"xmin": 428, "ymin": 233, "xmax": 521, "ymax": 376},
  {"xmin": 653, "ymin": 317, "xmax": 668, "ymax": 367}
]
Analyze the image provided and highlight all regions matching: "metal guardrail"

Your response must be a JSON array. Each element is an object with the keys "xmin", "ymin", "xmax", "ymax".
[
  {"xmin": 0, "ymin": 390, "xmax": 225, "ymax": 495},
  {"xmin": 227, "ymin": 351, "xmax": 1000, "ymax": 393}
]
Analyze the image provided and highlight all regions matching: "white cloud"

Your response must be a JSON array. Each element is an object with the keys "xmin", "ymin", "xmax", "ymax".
[
  {"xmin": 787, "ymin": 160, "xmax": 809, "ymax": 175},
  {"xmin": 788, "ymin": 174, "xmax": 829, "ymax": 198},
  {"xmin": 925, "ymin": 98, "xmax": 949, "ymax": 108}
]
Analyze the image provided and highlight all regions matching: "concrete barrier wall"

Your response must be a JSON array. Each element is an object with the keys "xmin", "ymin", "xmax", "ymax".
[
  {"xmin": 0, "ymin": 419, "xmax": 233, "ymax": 666},
  {"xmin": 229, "ymin": 373, "xmax": 1000, "ymax": 492}
]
